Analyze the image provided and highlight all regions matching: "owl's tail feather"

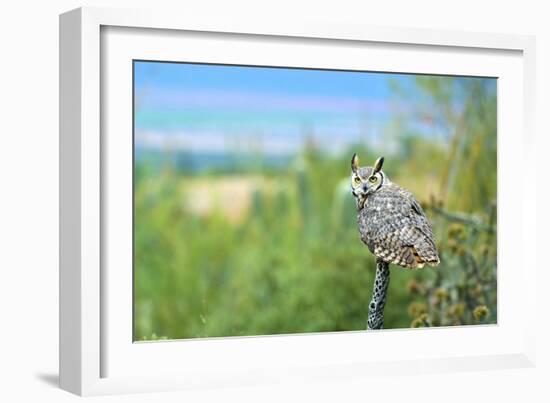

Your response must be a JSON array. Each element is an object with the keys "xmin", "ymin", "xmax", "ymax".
[
  {"xmin": 411, "ymin": 246, "xmax": 440, "ymax": 269},
  {"xmin": 427, "ymin": 257, "xmax": 441, "ymax": 267}
]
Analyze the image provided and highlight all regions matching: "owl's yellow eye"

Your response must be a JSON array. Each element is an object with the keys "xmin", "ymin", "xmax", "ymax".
[
  {"xmin": 369, "ymin": 176, "xmax": 377, "ymax": 183},
  {"xmin": 354, "ymin": 177, "xmax": 361, "ymax": 185}
]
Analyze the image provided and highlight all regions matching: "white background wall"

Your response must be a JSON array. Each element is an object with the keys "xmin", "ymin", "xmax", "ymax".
[{"xmin": 0, "ymin": 0, "xmax": 548, "ymax": 401}]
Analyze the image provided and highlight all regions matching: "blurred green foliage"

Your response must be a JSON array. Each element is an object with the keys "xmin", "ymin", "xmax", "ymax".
[{"xmin": 134, "ymin": 77, "xmax": 497, "ymax": 340}]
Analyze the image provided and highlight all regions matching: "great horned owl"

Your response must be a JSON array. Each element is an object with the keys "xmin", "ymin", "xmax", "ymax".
[{"xmin": 350, "ymin": 154, "xmax": 439, "ymax": 329}]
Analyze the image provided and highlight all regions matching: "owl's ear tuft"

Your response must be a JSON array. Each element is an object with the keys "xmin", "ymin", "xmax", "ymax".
[
  {"xmin": 373, "ymin": 156, "xmax": 385, "ymax": 174},
  {"xmin": 351, "ymin": 153, "xmax": 359, "ymax": 173}
]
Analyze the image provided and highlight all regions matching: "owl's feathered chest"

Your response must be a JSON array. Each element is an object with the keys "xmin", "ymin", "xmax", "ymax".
[
  {"xmin": 356, "ymin": 185, "xmax": 417, "ymax": 249},
  {"xmin": 355, "ymin": 183, "xmax": 439, "ymax": 268}
]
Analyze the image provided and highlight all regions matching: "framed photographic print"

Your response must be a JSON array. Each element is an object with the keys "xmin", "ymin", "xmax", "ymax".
[{"xmin": 59, "ymin": 7, "xmax": 537, "ymax": 396}]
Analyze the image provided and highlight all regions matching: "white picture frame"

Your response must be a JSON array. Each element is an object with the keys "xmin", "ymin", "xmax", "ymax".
[{"xmin": 59, "ymin": 6, "xmax": 537, "ymax": 396}]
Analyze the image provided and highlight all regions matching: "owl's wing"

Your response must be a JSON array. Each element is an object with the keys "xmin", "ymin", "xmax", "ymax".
[
  {"xmin": 365, "ymin": 187, "xmax": 439, "ymax": 269},
  {"xmin": 406, "ymin": 196, "xmax": 440, "ymax": 265}
]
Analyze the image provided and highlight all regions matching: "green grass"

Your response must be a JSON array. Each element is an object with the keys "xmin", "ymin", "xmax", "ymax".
[{"xmin": 134, "ymin": 151, "xmax": 496, "ymax": 340}]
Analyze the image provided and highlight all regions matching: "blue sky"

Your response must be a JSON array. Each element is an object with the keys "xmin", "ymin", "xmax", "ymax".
[
  {"xmin": 135, "ymin": 62, "xmax": 397, "ymax": 99},
  {"xmin": 133, "ymin": 61, "xmax": 494, "ymax": 156}
]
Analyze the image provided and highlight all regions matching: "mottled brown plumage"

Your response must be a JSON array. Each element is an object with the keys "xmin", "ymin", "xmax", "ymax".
[
  {"xmin": 351, "ymin": 155, "xmax": 439, "ymax": 269},
  {"xmin": 357, "ymin": 183, "xmax": 439, "ymax": 269}
]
